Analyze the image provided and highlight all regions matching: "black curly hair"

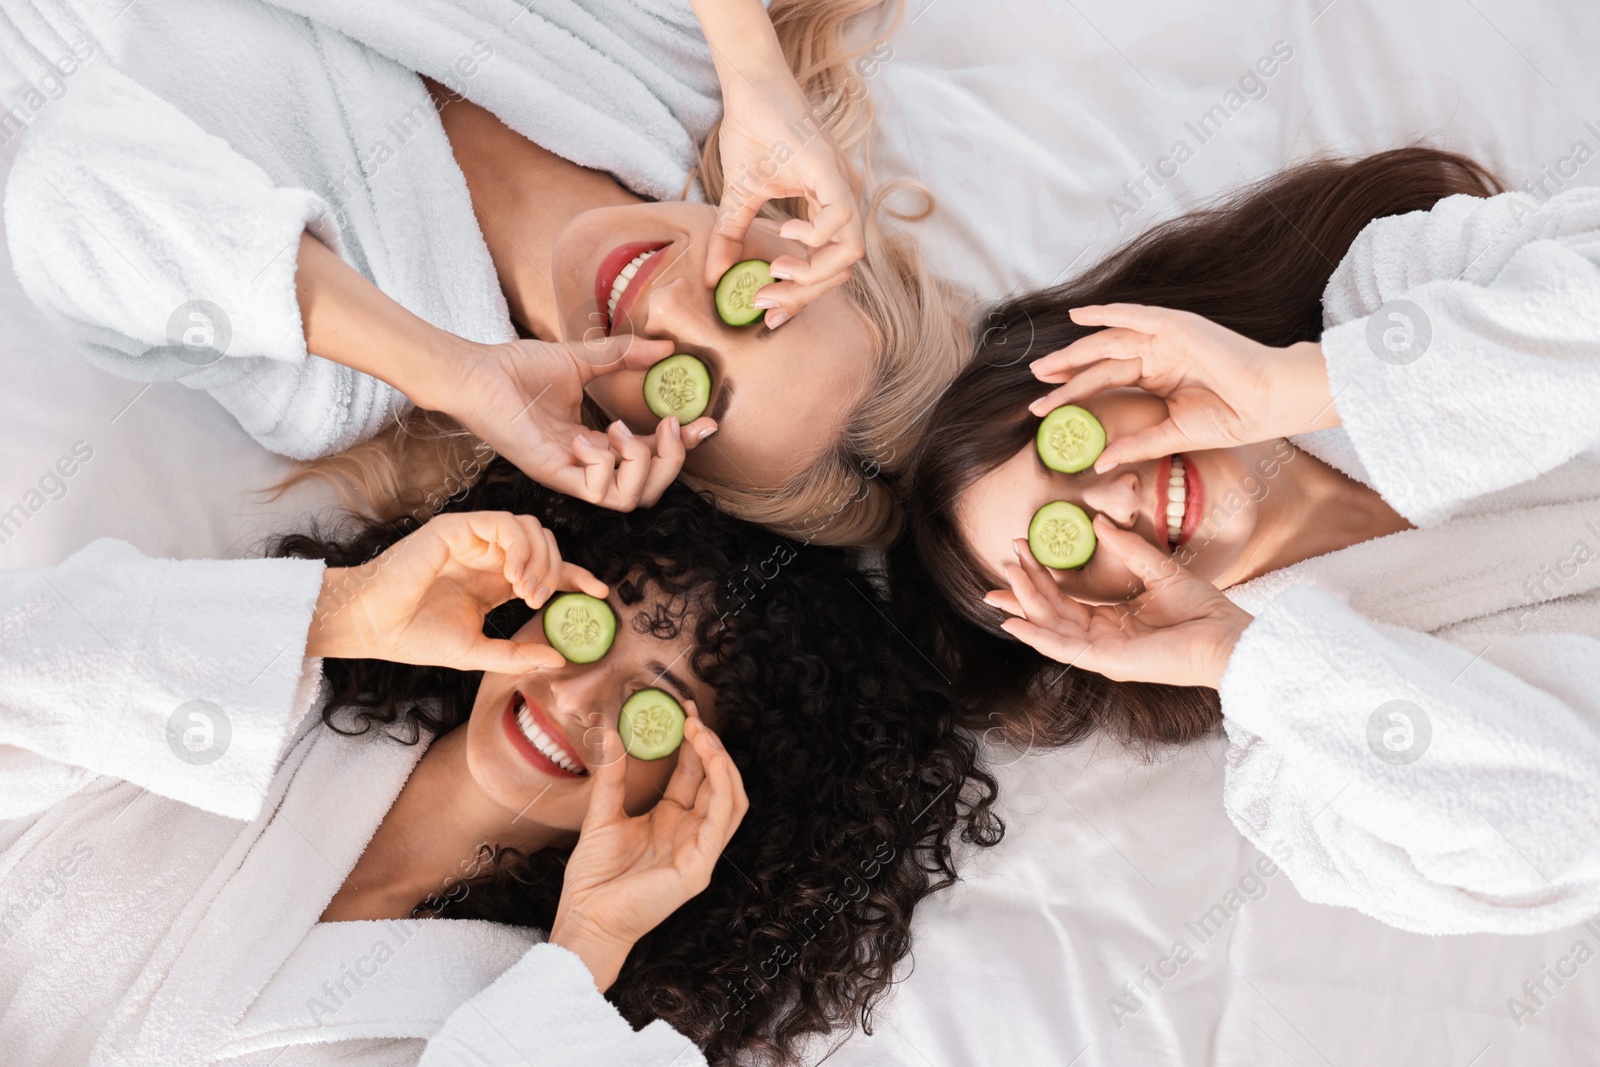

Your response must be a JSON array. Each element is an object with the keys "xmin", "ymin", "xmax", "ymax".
[{"xmin": 272, "ymin": 459, "xmax": 1002, "ymax": 1065}]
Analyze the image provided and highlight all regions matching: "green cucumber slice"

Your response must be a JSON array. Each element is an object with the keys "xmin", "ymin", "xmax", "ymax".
[
  {"xmin": 541, "ymin": 593, "xmax": 617, "ymax": 664},
  {"xmin": 1027, "ymin": 501, "xmax": 1097, "ymax": 570},
  {"xmin": 619, "ymin": 688, "xmax": 686, "ymax": 761},
  {"xmin": 714, "ymin": 259, "xmax": 776, "ymax": 326},
  {"xmin": 1036, "ymin": 405, "xmax": 1107, "ymax": 474},
  {"xmin": 642, "ymin": 354, "xmax": 712, "ymax": 422}
]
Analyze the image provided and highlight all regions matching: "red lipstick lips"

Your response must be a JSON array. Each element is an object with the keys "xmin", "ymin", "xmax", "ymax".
[
  {"xmin": 595, "ymin": 241, "xmax": 669, "ymax": 335},
  {"xmin": 501, "ymin": 692, "xmax": 587, "ymax": 779},
  {"xmin": 1154, "ymin": 454, "xmax": 1207, "ymax": 552}
]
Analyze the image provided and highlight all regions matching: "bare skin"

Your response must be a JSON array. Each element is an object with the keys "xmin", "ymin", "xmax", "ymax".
[
  {"xmin": 971, "ymin": 305, "xmax": 1415, "ymax": 688},
  {"xmin": 427, "ymin": 84, "xmax": 876, "ymax": 490},
  {"xmin": 304, "ymin": 512, "xmax": 746, "ymax": 992},
  {"xmin": 960, "ymin": 387, "xmax": 1411, "ymax": 605}
]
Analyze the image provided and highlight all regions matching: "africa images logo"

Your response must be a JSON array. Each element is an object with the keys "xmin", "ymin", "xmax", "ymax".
[{"xmin": 166, "ymin": 700, "xmax": 232, "ymax": 765}]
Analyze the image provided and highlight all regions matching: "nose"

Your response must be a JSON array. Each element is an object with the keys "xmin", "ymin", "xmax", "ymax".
[
  {"xmin": 539, "ymin": 667, "xmax": 614, "ymax": 751},
  {"xmin": 1072, "ymin": 467, "xmax": 1141, "ymax": 529},
  {"xmin": 635, "ymin": 272, "xmax": 712, "ymax": 345}
]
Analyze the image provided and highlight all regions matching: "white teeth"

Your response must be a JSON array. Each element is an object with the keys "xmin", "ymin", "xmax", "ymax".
[
  {"xmin": 606, "ymin": 250, "xmax": 655, "ymax": 324},
  {"xmin": 1165, "ymin": 456, "xmax": 1187, "ymax": 548},
  {"xmin": 516, "ymin": 702, "xmax": 585, "ymax": 775}
]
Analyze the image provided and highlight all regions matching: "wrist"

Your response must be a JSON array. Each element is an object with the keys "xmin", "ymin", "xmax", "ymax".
[
  {"xmin": 307, "ymin": 567, "xmax": 369, "ymax": 660},
  {"xmin": 548, "ymin": 912, "xmax": 635, "ymax": 994},
  {"xmin": 1207, "ymin": 609, "xmax": 1254, "ymax": 690},
  {"xmin": 404, "ymin": 333, "xmax": 492, "ymax": 416},
  {"xmin": 1279, "ymin": 341, "xmax": 1340, "ymax": 435}
]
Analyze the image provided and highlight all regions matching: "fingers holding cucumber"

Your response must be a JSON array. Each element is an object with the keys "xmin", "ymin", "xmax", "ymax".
[
  {"xmin": 987, "ymin": 516, "xmax": 1253, "ymax": 689},
  {"xmin": 1023, "ymin": 303, "xmax": 1340, "ymax": 471},
  {"xmin": 619, "ymin": 688, "xmax": 687, "ymax": 761},
  {"xmin": 712, "ymin": 252, "xmax": 853, "ymax": 332},
  {"xmin": 551, "ymin": 702, "xmax": 747, "ymax": 987},
  {"xmin": 572, "ymin": 409, "xmax": 716, "ymax": 511}
]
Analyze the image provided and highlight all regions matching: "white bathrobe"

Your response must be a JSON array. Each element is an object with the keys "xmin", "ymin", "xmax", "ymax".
[
  {"xmin": 0, "ymin": 540, "xmax": 708, "ymax": 1066},
  {"xmin": 0, "ymin": 0, "xmax": 721, "ymax": 457},
  {"xmin": 1222, "ymin": 185, "xmax": 1600, "ymax": 935}
]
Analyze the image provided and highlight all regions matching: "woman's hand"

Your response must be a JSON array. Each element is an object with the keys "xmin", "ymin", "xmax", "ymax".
[
  {"xmin": 693, "ymin": 0, "xmax": 864, "ymax": 328},
  {"xmin": 308, "ymin": 511, "xmax": 608, "ymax": 673},
  {"xmin": 1027, "ymin": 304, "xmax": 1341, "ymax": 472},
  {"xmin": 984, "ymin": 515, "xmax": 1254, "ymax": 689},
  {"xmin": 443, "ymin": 334, "xmax": 719, "ymax": 510},
  {"xmin": 706, "ymin": 76, "xmax": 865, "ymax": 329},
  {"xmin": 548, "ymin": 706, "xmax": 748, "ymax": 991},
  {"xmin": 294, "ymin": 234, "xmax": 714, "ymax": 510}
]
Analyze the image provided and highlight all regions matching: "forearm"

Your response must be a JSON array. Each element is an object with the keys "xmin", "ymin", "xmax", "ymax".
[
  {"xmin": 295, "ymin": 232, "xmax": 466, "ymax": 410},
  {"xmin": 689, "ymin": 0, "xmax": 789, "ymax": 85}
]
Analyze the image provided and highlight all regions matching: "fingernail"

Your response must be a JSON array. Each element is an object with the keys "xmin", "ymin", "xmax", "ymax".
[
  {"xmin": 780, "ymin": 221, "xmax": 804, "ymax": 239},
  {"xmin": 693, "ymin": 424, "xmax": 717, "ymax": 443},
  {"xmin": 668, "ymin": 415, "xmax": 681, "ymax": 438},
  {"xmin": 613, "ymin": 420, "xmax": 634, "ymax": 438},
  {"xmin": 533, "ymin": 584, "xmax": 551, "ymax": 604},
  {"xmin": 768, "ymin": 265, "xmax": 792, "ymax": 281},
  {"xmin": 766, "ymin": 309, "xmax": 791, "ymax": 329},
  {"xmin": 752, "ymin": 294, "xmax": 780, "ymax": 309}
]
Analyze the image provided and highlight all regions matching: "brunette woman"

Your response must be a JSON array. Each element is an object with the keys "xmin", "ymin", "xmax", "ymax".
[{"xmin": 906, "ymin": 148, "xmax": 1600, "ymax": 935}]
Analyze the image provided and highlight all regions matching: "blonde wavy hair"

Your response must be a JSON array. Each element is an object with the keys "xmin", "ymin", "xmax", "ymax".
[{"xmin": 284, "ymin": 0, "xmax": 968, "ymax": 551}]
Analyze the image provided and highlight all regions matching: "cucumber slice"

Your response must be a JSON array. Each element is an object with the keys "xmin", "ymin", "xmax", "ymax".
[
  {"xmin": 619, "ymin": 688, "xmax": 686, "ymax": 761},
  {"xmin": 1027, "ymin": 501, "xmax": 1097, "ymax": 570},
  {"xmin": 1036, "ymin": 405, "xmax": 1107, "ymax": 474},
  {"xmin": 541, "ymin": 593, "xmax": 617, "ymax": 664},
  {"xmin": 642, "ymin": 354, "xmax": 712, "ymax": 422},
  {"xmin": 714, "ymin": 259, "xmax": 776, "ymax": 326}
]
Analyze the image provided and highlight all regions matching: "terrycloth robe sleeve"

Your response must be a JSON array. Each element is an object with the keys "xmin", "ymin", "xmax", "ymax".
[
  {"xmin": 1219, "ymin": 187, "xmax": 1600, "ymax": 935},
  {"xmin": 0, "ymin": 539, "xmax": 327, "ymax": 822},
  {"xmin": 3, "ymin": 62, "xmax": 408, "ymax": 459},
  {"xmin": 1315, "ymin": 186, "xmax": 1600, "ymax": 525},
  {"xmin": 1220, "ymin": 587, "xmax": 1600, "ymax": 935},
  {"xmin": 418, "ymin": 943, "xmax": 707, "ymax": 1067}
]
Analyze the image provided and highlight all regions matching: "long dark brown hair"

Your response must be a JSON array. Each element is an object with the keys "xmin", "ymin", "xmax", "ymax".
[
  {"xmin": 902, "ymin": 147, "xmax": 1502, "ymax": 752},
  {"xmin": 274, "ymin": 463, "xmax": 1002, "ymax": 1065}
]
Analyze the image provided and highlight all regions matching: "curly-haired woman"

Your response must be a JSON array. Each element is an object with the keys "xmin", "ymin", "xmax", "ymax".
[{"xmin": 0, "ymin": 467, "xmax": 1001, "ymax": 1065}]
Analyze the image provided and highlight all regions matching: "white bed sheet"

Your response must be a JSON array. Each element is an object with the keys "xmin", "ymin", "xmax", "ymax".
[
  {"xmin": 827, "ymin": 2, "xmax": 1600, "ymax": 1064},
  {"xmin": 3, "ymin": 1, "xmax": 1599, "ymax": 1064}
]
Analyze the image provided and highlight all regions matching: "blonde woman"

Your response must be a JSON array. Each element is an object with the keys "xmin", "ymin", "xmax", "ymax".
[{"xmin": 5, "ymin": 0, "xmax": 963, "ymax": 549}]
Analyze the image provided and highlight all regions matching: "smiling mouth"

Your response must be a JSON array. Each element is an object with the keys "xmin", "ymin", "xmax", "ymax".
[
  {"xmin": 1157, "ymin": 454, "xmax": 1204, "ymax": 551},
  {"xmin": 502, "ymin": 692, "xmax": 588, "ymax": 777},
  {"xmin": 595, "ymin": 241, "xmax": 669, "ymax": 335}
]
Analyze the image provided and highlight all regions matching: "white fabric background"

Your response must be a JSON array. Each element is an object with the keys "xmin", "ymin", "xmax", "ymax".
[{"xmin": 2, "ymin": 0, "xmax": 1598, "ymax": 1063}]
